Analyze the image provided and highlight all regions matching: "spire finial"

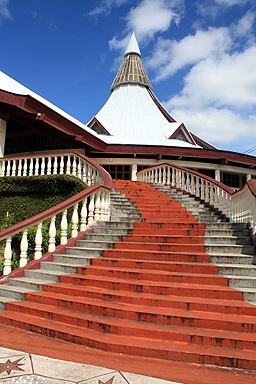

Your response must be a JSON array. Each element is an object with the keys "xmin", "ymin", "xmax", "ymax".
[{"xmin": 124, "ymin": 31, "xmax": 141, "ymax": 57}]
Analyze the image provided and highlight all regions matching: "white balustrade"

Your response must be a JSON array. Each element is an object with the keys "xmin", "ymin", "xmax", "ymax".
[
  {"xmin": 0, "ymin": 151, "xmax": 112, "ymax": 277},
  {"xmin": 137, "ymin": 163, "xmax": 256, "ymax": 233}
]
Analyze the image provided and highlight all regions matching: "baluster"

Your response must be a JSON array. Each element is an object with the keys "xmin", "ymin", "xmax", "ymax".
[
  {"xmin": 34, "ymin": 222, "xmax": 43, "ymax": 260},
  {"xmin": 71, "ymin": 156, "xmax": 76, "ymax": 176},
  {"xmin": 53, "ymin": 156, "xmax": 58, "ymax": 174},
  {"xmin": 87, "ymin": 166, "xmax": 92, "ymax": 186},
  {"xmin": 200, "ymin": 179, "xmax": 205, "ymax": 200},
  {"xmin": 100, "ymin": 192, "xmax": 106, "ymax": 221},
  {"xmin": 80, "ymin": 198, "xmax": 88, "ymax": 231},
  {"xmin": 71, "ymin": 203, "xmax": 79, "ymax": 238},
  {"xmin": 35, "ymin": 157, "xmax": 39, "ymax": 176},
  {"xmin": 87, "ymin": 193, "xmax": 95, "ymax": 226},
  {"xmin": 66, "ymin": 155, "xmax": 71, "ymax": 175},
  {"xmin": 205, "ymin": 182, "xmax": 210, "ymax": 203},
  {"xmin": 104, "ymin": 192, "xmax": 109, "ymax": 221},
  {"xmin": 162, "ymin": 167, "xmax": 166, "ymax": 184},
  {"xmin": 11, "ymin": 160, "xmax": 16, "ymax": 176},
  {"xmin": 48, "ymin": 216, "xmax": 56, "ymax": 252},
  {"xmin": 158, "ymin": 167, "xmax": 162, "ymax": 184},
  {"xmin": 94, "ymin": 191, "xmax": 101, "ymax": 222},
  {"xmin": 166, "ymin": 167, "xmax": 170, "ymax": 185},
  {"xmin": 20, "ymin": 230, "xmax": 28, "ymax": 267},
  {"xmin": 29, "ymin": 158, "xmax": 34, "ymax": 175},
  {"xmin": 195, "ymin": 177, "xmax": 200, "ymax": 197},
  {"xmin": 17, "ymin": 159, "xmax": 22, "ymax": 176},
  {"xmin": 60, "ymin": 209, "xmax": 68, "ymax": 244},
  {"xmin": 171, "ymin": 168, "xmax": 175, "ymax": 187},
  {"xmin": 3, "ymin": 237, "xmax": 12, "ymax": 275},
  {"xmin": 191, "ymin": 175, "xmax": 195, "ymax": 195},
  {"xmin": 180, "ymin": 171, "xmax": 184, "ymax": 190},
  {"xmin": 24, "ymin": 158, "xmax": 28, "ymax": 176},
  {"xmin": 41, "ymin": 157, "xmax": 46, "ymax": 175},
  {"xmin": 154, "ymin": 169, "xmax": 158, "ymax": 184},
  {"xmin": 6, "ymin": 160, "xmax": 11, "ymax": 176},
  {"xmin": 186, "ymin": 173, "xmax": 190, "ymax": 192},
  {"xmin": 0, "ymin": 160, "xmax": 3, "ymax": 176},
  {"xmin": 77, "ymin": 159, "xmax": 82, "ymax": 179},
  {"xmin": 91, "ymin": 168, "xmax": 96, "ymax": 185},
  {"xmin": 60, "ymin": 155, "xmax": 64, "ymax": 174},
  {"xmin": 47, "ymin": 156, "xmax": 52, "ymax": 175}
]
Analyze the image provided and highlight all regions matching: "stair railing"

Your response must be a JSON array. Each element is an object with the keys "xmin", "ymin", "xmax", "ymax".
[
  {"xmin": 137, "ymin": 163, "xmax": 256, "ymax": 234},
  {"xmin": 0, "ymin": 150, "xmax": 104, "ymax": 186},
  {"xmin": 0, "ymin": 151, "xmax": 112, "ymax": 276}
]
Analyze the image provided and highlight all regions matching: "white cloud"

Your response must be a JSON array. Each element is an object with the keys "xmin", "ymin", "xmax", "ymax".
[
  {"xmin": 108, "ymin": 0, "xmax": 185, "ymax": 54},
  {"xmin": 88, "ymin": 0, "xmax": 129, "ymax": 17},
  {"xmin": 196, "ymin": 0, "xmax": 251, "ymax": 18},
  {"xmin": 0, "ymin": 0, "xmax": 11, "ymax": 22},
  {"xmin": 126, "ymin": 0, "xmax": 184, "ymax": 41},
  {"xmin": 147, "ymin": 27, "xmax": 232, "ymax": 81},
  {"xmin": 166, "ymin": 45, "xmax": 256, "ymax": 110},
  {"xmin": 162, "ymin": 41, "xmax": 256, "ymax": 148},
  {"xmin": 167, "ymin": 106, "xmax": 256, "ymax": 147}
]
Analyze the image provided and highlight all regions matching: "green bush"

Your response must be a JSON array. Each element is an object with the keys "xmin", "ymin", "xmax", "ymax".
[{"xmin": 0, "ymin": 175, "xmax": 86, "ymax": 275}]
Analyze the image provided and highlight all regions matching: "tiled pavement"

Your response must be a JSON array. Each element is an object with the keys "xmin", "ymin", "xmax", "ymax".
[{"xmin": 0, "ymin": 347, "xmax": 177, "ymax": 384}]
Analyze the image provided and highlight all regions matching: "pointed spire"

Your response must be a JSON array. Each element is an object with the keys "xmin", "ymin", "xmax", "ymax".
[
  {"xmin": 124, "ymin": 31, "xmax": 141, "ymax": 57},
  {"xmin": 110, "ymin": 31, "xmax": 152, "ymax": 92}
]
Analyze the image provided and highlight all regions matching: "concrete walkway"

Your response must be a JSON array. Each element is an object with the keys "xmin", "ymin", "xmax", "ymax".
[
  {"xmin": 0, "ymin": 346, "xmax": 177, "ymax": 384},
  {"xmin": 0, "ymin": 324, "xmax": 256, "ymax": 384}
]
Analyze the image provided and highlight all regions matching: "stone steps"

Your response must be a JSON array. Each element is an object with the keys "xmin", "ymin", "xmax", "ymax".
[{"xmin": 0, "ymin": 179, "xmax": 255, "ymax": 372}]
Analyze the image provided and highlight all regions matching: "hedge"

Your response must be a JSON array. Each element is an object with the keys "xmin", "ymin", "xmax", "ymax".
[{"xmin": 0, "ymin": 174, "xmax": 87, "ymax": 225}]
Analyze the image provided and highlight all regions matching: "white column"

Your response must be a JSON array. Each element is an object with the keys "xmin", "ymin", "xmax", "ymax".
[
  {"xmin": 246, "ymin": 174, "xmax": 251, "ymax": 182},
  {"xmin": 215, "ymin": 169, "xmax": 221, "ymax": 182},
  {"xmin": 0, "ymin": 119, "xmax": 7, "ymax": 157},
  {"xmin": 131, "ymin": 164, "xmax": 137, "ymax": 181}
]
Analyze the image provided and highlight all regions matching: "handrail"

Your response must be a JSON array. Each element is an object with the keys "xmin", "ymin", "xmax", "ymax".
[
  {"xmin": 0, "ymin": 150, "xmax": 112, "ymax": 188},
  {"xmin": 0, "ymin": 151, "xmax": 112, "ymax": 277},
  {"xmin": 137, "ymin": 162, "xmax": 256, "ymax": 234}
]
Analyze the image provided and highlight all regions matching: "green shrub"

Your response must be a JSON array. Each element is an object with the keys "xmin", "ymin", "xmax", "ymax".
[{"xmin": 0, "ymin": 175, "xmax": 87, "ymax": 275}]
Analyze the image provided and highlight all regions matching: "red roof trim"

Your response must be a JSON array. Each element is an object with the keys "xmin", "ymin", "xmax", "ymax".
[
  {"xmin": 190, "ymin": 132, "xmax": 216, "ymax": 150},
  {"xmin": 147, "ymin": 89, "xmax": 176, "ymax": 123},
  {"xmin": 0, "ymin": 90, "xmax": 107, "ymax": 152},
  {"xmin": 87, "ymin": 117, "xmax": 111, "ymax": 136},
  {"xmin": 98, "ymin": 144, "xmax": 256, "ymax": 165}
]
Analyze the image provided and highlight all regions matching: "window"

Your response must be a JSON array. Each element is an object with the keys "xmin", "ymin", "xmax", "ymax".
[{"xmin": 103, "ymin": 164, "xmax": 131, "ymax": 180}]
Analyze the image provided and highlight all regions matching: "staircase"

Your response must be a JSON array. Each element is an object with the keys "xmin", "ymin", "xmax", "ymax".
[{"xmin": 0, "ymin": 180, "xmax": 256, "ymax": 371}]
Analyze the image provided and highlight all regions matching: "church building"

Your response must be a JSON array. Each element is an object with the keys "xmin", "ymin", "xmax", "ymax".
[{"xmin": 0, "ymin": 32, "xmax": 255, "ymax": 188}]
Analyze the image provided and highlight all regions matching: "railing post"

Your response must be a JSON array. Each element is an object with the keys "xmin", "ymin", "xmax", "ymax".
[
  {"xmin": 3, "ymin": 237, "xmax": 12, "ymax": 276},
  {"xmin": 60, "ymin": 209, "xmax": 68, "ymax": 245},
  {"xmin": 88, "ymin": 193, "xmax": 95, "ymax": 226},
  {"xmin": 34, "ymin": 222, "xmax": 43, "ymax": 260},
  {"xmin": 20, "ymin": 229, "xmax": 28, "ymax": 267},
  {"xmin": 80, "ymin": 198, "xmax": 88, "ymax": 231},
  {"xmin": 71, "ymin": 203, "xmax": 79, "ymax": 238},
  {"xmin": 11, "ymin": 160, "xmax": 17, "ymax": 176},
  {"xmin": 48, "ymin": 216, "xmax": 56, "ymax": 252},
  {"xmin": 94, "ymin": 190, "xmax": 101, "ymax": 222}
]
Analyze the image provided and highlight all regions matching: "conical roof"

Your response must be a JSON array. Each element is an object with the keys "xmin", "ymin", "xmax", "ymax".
[{"xmin": 110, "ymin": 32, "xmax": 152, "ymax": 92}]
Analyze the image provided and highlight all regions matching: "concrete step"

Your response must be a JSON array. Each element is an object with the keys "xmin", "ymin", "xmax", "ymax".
[
  {"xmin": 217, "ymin": 264, "xmax": 256, "ymax": 276},
  {"xmin": 210, "ymin": 253, "xmax": 254, "ymax": 264},
  {"xmin": 53, "ymin": 254, "xmax": 94, "ymax": 265},
  {"xmin": 226, "ymin": 276, "xmax": 256, "ymax": 288},
  {"xmin": 40, "ymin": 262, "xmax": 78, "ymax": 273},
  {"xmin": 205, "ymin": 236, "xmax": 251, "ymax": 245},
  {"xmin": 206, "ymin": 244, "xmax": 254, "ymax": 254}
]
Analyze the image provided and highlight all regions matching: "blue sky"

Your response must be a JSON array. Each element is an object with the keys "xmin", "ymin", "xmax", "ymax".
[{"xmin": 1, "ymin": 0, "xmax": 256, "ymax": 154}]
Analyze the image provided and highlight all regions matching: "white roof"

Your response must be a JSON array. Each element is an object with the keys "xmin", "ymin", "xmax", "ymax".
[
  {"xmin": 93, "ymin": 83, "xmax": 198, "ymax": 147},
  {"xmin": 124, "ymin": 31, "xmax": 141, "ymax": 57},
  {"xmin": 0, "ymin": 70, "xmax": 99, "ymax": 138}
]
